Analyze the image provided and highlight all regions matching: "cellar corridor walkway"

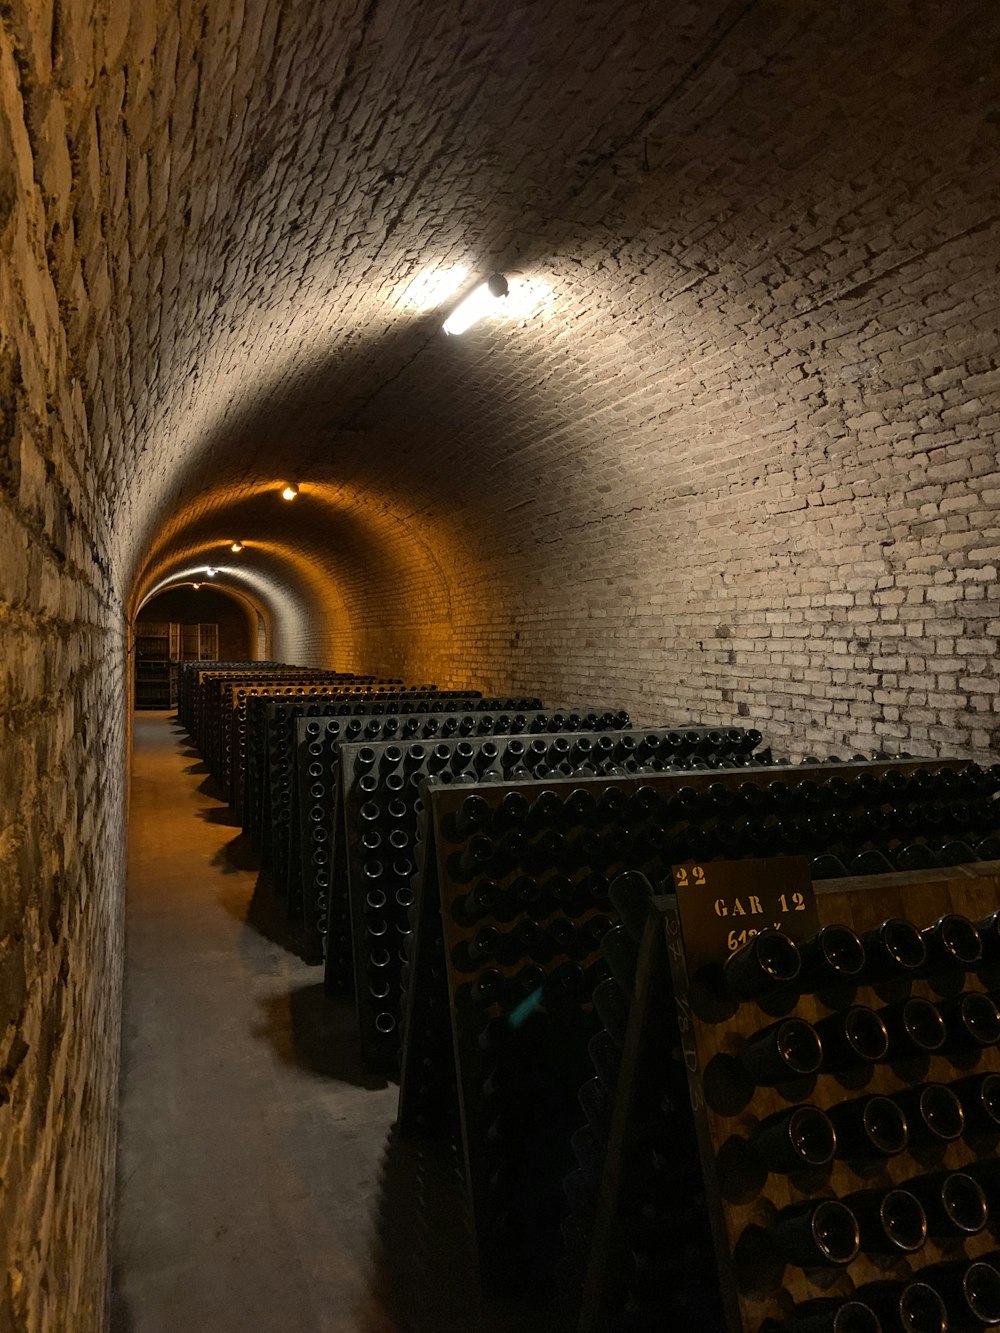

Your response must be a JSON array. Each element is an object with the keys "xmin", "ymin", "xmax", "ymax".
[{"xmin": 112, "ymin": 712, "xmax": 400, "ymax": 1332}]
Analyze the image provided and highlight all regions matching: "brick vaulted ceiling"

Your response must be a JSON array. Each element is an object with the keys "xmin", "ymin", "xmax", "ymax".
[{"xmin": 6, "ymin": 0, "xmax": 1000, "ymax": 725}]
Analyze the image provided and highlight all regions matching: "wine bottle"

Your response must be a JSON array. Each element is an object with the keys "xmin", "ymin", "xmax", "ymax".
[
  {"xmin": 878, "ymin": 996, "xmax": 947, "ymax": 1058},
  {"xmin": 768, "ymin": 1199, "xmax": 860, "ymax": 1268},
  {"xmin": 919, "ymin": 1260, "xmax": 1000, "ymax": 1328},
  {"xmin": 601, "ymin": 925, "xmax": 640, "ymax": 994},
  {"xmin": 890, "ymin": 1083, "xmax": 964, "ymax": 1147},
  {"xmin": 608, "ymin": 871, "xmax": 653, "ymax": 941},
  {"xmin": 739, "ymin": 1017, "xmax": 823, "ymax": 1085},
  {"xmin": 543, "ymin": 917, "xmax": 580, "ymax": 961},
  {"xmin": 455, "ymin": 969, "xmax": 507, "ymax": 1010},
  {"xmin": 829, "ymin": 1094, "xmax": 909, "ymax": 1160},
  {"xmin": 798, "ymin": 924, "xmax": 866, "ymax": 987},
  {"xmin": 860, "ymin": 918, "xmax": 927, "ymax": 981},
  {"xmin": 752, "ymin": 1104, "xmax": 836, "ymax": 1174},
  {"xmin": 594, "ymin": 977, "xmax": 630, "ymax": 1045},
  {"xmin": 374, "ymin": 1012, "xmax": 398, "ymax": 1037},
  {"xmin": 581, "ymin": 913, "xmax": 615, "ymax": 951},
  {"xmin": 938, "ymin": 992, "xmax": 1000, "ymax": 1050},
  {"xmin": 774, "ymin": 1297, "xmax": 881, "ymax": 1333},
  {"xmin": 906, "ymin": 1170, "xmax": 988, "ymax": 1239},
  {"xmin": 589, "ymin": 1028, "xmax": 621, "ymax": 1092},
  {"xmin": 491, "ymin": 791, "xmax": 530, "ymax": 831},
  {"xmin": 546, "ymin": 961, "xmax": 587, "ymax": 1005},
  {"xmin": 922, "ymin": 913, "xmax": 983, "ymax": 971},
  {"xmin": 451, "ymin": 927, "xmax": 501, "ymax": 973},
  {"xmin": 953, "ymin": 1072, "xmax": 1000, "ymax": 1135},
  {"xmin": 814, "ymin": 1005, "xmax": 889, "ymax": 1072},
  {"xmin": 843, "ymin": 1187, "xmax": 927, "ymax": 1258},
  {"xmin": 501, "ymin": 739, "xmax": 526, "ymax": 772},
  {"xmin": 451, "ymin": 880, "xmax": 499, "ymax": 926},
  {"xmin": 446, "ymin": 834, "xmax": 495, "ymax": 884},
  {"xmin": 724, "ymin": 929, "xmax": 801, "ymax": 1001},
  {"xmin": 853, "ymin": 1280, "xmax": 947, "ymax": 1333}
]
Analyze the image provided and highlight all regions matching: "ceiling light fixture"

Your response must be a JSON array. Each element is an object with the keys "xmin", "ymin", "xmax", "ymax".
[
  {"xmin": 443, "ymin": 273, "xmax": 509, "ymax": 336},
  {"xmin": 231, "ymin": 541, "xmax": 244, "ymax": 553},
  {"xmin": 400, "ymin": 264, "xmax": 469, "ymax": 311},
  {"xmin": 281, "ymin": 483, "xmax": 299, "ymax": 501}
]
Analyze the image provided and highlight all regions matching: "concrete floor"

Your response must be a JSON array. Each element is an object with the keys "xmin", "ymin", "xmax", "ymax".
[{"xmin": 113, "ymin": 713, "xmax": 478, "ymax": 1333}]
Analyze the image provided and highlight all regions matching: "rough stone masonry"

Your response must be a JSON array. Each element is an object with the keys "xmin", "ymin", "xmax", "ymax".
[{"xmin": 2, "ymin": 0, "xmax": 1000, "ymax": 1329}]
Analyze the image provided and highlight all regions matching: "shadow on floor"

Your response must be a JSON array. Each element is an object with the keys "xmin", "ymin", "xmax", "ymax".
[
  {"xmin": 195, "ymin": 774, "xmax": 230, "ymax": 803},
  {"xmin": 216, "ymin": 866, "xmax": 307, "ymax": 959},
  {"xmin": 212, "ymin": 831, "xmax": 258, "ymax": 873},
  {"xmin": 197, "ymin": 804, "xmax": 242, "ymax": 827},
  {"xmin": 361, "ymin": 1129, "xmax": 565, "ymax": 1333},
  {"xmin": 256, "ymin": 984, "xmax": 389, "ymax": 1091},
  {"xmin": 183, "ymin": 760, "xmax": 210, "ymax": 775}
]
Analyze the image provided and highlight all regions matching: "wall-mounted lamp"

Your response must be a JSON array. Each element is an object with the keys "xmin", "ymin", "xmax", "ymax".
[
  {"xmin": 231, "ymin": 541, "xmax": 244, "ymax": 553},
  {"xmin": 443, "ymin": 274, "xmax": 508, "ymax": 336},
  {"xmin": 281, "ymin": 484, "xmax": 299, "ymax": 501}
]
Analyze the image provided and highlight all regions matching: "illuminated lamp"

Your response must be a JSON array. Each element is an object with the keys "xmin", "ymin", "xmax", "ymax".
[{"xmin": 442, "ymin": 274, "xmax": 509, "ymax": 336}]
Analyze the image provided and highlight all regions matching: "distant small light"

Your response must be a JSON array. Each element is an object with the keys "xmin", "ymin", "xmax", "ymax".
[
  {"xmin": 231, "ymin": 541, "xmax": 244, "ymax": 553},
  {"xmin": 205, "ymin": 567, "xmax": 217, "ymax": 577},
  {"xmin": 281, "ymin": 483, "xmax": 299, "ymax": 501},
  {"xmin": 192, "ymin": 582, "xmax": 201, "ymax": 590},
  {"xmin": 443, "ymin": 274, "xmax": 509, "ymax": 336}
]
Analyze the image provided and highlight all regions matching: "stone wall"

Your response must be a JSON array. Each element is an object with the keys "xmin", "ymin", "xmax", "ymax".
[
  {"xmin": 0, "ymin": 7, "xmax": 126, "ymax": 1329},
  {"xmin": 2, "ymin": 0, "xmax": 1000, "ymax": 1329}
]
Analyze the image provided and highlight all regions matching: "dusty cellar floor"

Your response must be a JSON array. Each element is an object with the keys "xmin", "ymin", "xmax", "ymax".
[{"xmin": 113, "ymin": 711, "xmax": 550, "ymax": 1333}]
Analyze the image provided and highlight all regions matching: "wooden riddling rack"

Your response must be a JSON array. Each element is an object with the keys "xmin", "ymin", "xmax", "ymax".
[
  {"xmin": 721, "ymin": 864, "xmax": 1000, "ymax": 1330},
  {"xmin": 251, "ymin": 691, "xmax": 492, "ymax": 912},
  {"xmin": 397, "ymin": 758, "xmax": 1000, "ymax": 1316},
  {"xmin": 321, "ymin": 717, "xmax": 744, "ymax": 996},
  {"xmin": 398, "ymin": 745, "xmax": 796, "ymax": 1297},
  {"xmin": 239, "ymin": 686, "xmax": 471, "ymax": 841},
  {"xmin": 221, "ymin": 675, "xmax": 394, "ymax": 803},
  {"xmin": 579, "ymin": 861, "xmax": 1000, "ymax": 1333},
  {"xmin": 308, "ymin": 706, "xmax": 635, "ymax": 987},
  {"xmin": 284, "ymin": 700, "xmax": 550, "ymax": 967},
  {"xmin": 186, "ymin": 666, "xmax": 337, "ymax": 768},
  {"xmin": 335, "ymin": 724, "xmax": 748, "ymax": 1074},
  {"xmin": 175, "ymin": 660, "xmax": 283, "ymax": 732}
]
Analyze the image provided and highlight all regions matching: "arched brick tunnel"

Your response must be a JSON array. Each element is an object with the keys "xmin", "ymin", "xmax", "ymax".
[{"xmin": 2, "ymin": 0, "xmax": 1000, "ymax": 1327}]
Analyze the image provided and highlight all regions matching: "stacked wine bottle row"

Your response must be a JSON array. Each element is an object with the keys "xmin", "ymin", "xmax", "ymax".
[
  {"xmin": 244, "ymin": 689, "xmax": 489, "ymax": 849},
  {"xmin": 283, "ymin": 703, "xmax": 554, "ymax": 965},
  {"xmin": 254, "ymin": 695, "xmax": 505, "ymax": 903},
  {"xmin": 651, "ymin": 867, "xmax": 1000, "ymax": 1333},
  {"xmin": 397, "ymin": 761, "xmax": 1000, "ymax": 1308},
  {"xmin": 176, "ymin": 661, "xmax": 290, "ymax": 742},
  {"xmin": 338, "ymin": 726, "xmax": 755, "ymax": 1073},
  {"xmin": 312, "ymin": 717, "xmax": 760, "ymax": 990},
  {"xmin": 308, "ymin": 709, "xmax": 642, "ymax": 987},
  {"xmin": 192, "ymin": 669, "xmax": 352, "ymax": 782},
  {"xmin": 221, "ymin": 677, "xmax": 414, "ymax": 803},
  {"xmin": 398, "ymin": 763, "xmax": 775, "ymax": 1297},
  {"xmin": 194, "ymin": 667, "xmax": 367, "ymax": 771},
  {"xmin": 308, "ymin": 716, "xmax": 770, "ymax": 981},
  {"xmin": 569, "ymin": 873, "xmax": 724, "ymax": 1333}
]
